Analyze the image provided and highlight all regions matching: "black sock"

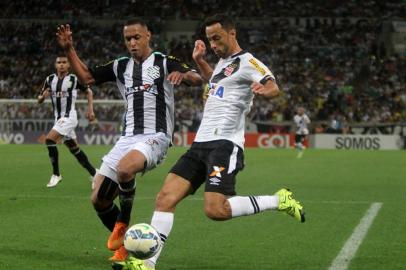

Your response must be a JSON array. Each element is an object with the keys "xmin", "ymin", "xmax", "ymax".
[
  {"xmin": 95, "ymin": 204, "xmax": 120, "ymax": 231},
  {"xmin": 46, "ymin": 139, "xmax": 59, "ymax": 176},
  {"xmin": 118, "ymin": 179, "xmax": 136, "ymax": 225},
  {"xmin": 70, "ymin": 148, "xmax": 96, "ymax": 176}
]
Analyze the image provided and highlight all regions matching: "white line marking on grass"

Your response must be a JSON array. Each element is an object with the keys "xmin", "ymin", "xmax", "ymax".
[
  {"xmin": 328, "ymin": 202, "xmax": 383, "ymax": 270},
  {"xmin": 0, "ymin": 194, "xmax": 379, "ymax": 205}
]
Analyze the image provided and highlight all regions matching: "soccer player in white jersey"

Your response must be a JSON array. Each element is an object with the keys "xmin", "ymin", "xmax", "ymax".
[
  {"xmin": 38, "ymin": 55, "xmax": 97, "ymax": 188},
  {"xmin": 293, "ymin": 106, "xmax": 311, "ymax": 158},
  {"xmin": 56, "ymin": 19, "xmax": 202, "ymax": 262},
  {"xmin": 112, "ymin": 14, "xmax": 305, "ymax": 270}
]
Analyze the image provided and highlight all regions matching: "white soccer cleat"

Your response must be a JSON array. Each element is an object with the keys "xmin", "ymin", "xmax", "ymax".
[
  {"xmin": 46, "ymin": 174, "xmax": 62, "ymax": 188},
  {"xmin": 91, "ymin": 169, "xmax": 100, "ymax": 190}
]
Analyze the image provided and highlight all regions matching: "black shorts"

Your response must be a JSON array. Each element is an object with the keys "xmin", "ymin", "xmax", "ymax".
[
  {"xmin": 170, "ymin": 140, "xmax": 244, "ymax": 196},
  {"xmin": 295, "ymin": 134, "xmax": 306, "ymax": 144}
]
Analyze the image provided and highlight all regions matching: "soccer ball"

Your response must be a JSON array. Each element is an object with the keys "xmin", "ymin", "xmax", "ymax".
[{"xmin": 124, "ymin": 223, "xmax": 161, "ymax": 259}]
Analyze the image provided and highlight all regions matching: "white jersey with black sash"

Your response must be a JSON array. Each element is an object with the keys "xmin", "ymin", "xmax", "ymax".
[
  {"xmin": 43, "ymin": 73, "xmax": 86, "ymax": 121},
  {"xmin": 294, "ymin": 114, "xmax": 310, "ymax": 135},
  {"xmin": 194, "ymin": 51, "xmax": 276, "ymax": 149},
  {"xmin": 91, "ymin": 52, "xmax": 192, "ymax": 138}
]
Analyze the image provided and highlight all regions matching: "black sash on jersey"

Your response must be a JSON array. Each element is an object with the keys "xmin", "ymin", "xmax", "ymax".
[{"xmin": 211, "ymin": 58, "xmax": 241, "ymax": 83}]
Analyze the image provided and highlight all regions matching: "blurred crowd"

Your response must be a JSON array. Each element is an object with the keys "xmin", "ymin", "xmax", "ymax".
[
  {"xmin": 0, "ymin": 0, "xmax": 405, "ymax": 134},
  {"xmin": 1, "ymin": 0, "xmax": 405, "ymax": 19}
]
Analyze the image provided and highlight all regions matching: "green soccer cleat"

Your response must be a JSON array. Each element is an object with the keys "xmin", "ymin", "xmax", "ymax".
[
  {"xmin": 275, "ymin": 188, "xmax": 305, "ymax": 223},
  {"xmin": 112, "ymin": 257, "xmax": 155, "ymax": 270}
]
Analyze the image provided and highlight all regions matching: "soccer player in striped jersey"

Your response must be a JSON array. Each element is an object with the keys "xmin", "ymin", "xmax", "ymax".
[
  {"xmin": 293, "ymin": 106, "xmax": 311, "ymax": 158},
  {"xmin": 125, "ymin": 14, "xmax": 305, "ymax": 270},
  {"xmin": 38, "ymin": 55, "xmax": 97, "ymax": 188},
  {"xmin": 56, "ymin": 19, "xmax": 202, "ymax": 263}
]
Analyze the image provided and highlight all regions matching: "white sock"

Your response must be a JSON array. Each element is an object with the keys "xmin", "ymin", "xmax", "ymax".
[
  {"xmin": 227, "ymin": 195, "xmax": 279, "ymax": 218},
  {"xmin": 145, "ymin": 211, "xmax": 174, "ymax": 267}
]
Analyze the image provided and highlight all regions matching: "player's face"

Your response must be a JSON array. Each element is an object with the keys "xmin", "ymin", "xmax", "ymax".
[
  {"xmin": 123, "ymin": 24, "xmax": 151, "ymax": 61},
  {"xmin": 206, "ymin": 23, "xmax": 235, "ymax": 58},
  {"xmin": 55, "ymin": 57, "xmax": 69, "ymax": 73},
  {"xmin": 298, "ymin": 107, "xmax": 305, "ymax": 115}
]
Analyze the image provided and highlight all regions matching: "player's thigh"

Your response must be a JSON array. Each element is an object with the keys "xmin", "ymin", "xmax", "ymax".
[
  {"xmin": 205, "ymin": 140, "xmax": 244, "ymax": 196},
  {"xmin": 169, "ymin": 146, "xmax": 207, "ymax": 194},
  {"xmin": 46, "ymin": 128, "xmax": 62, "ymax": 141},
  {"xmin": 155, "ymin": 173, "xmax": 193, "ymax": 211},
  {"xmin": 52, "ymin": 117, "xmax": 77, "ymax": 140},
  {"xmin": 116, "ymin": 149, "xmax": 147, "ymax": 178}
]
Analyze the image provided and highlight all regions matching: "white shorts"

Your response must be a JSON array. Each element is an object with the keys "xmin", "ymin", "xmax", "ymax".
[
  {"xmin": 52, "ymin": 117, "xmax": 78, "ymax": 140},
  {"xmin": 99, "ymin": 133, "xmax": 170, "ymax": 183}
]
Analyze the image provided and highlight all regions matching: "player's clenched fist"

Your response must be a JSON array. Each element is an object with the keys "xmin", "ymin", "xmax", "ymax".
[{"xmin": 192, "ymin": 40, "xmax": 206, "ymax": 62}]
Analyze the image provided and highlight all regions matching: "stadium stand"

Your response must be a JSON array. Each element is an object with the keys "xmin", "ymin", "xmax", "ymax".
[{"xmin": 0, "ymin": 0, "xmax": 405, "ymax": 134}]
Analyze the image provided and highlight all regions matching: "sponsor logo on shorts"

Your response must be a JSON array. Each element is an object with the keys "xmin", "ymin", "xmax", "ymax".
[
  {"xmin": 145, "ymin": 138, "xmax": 159, "ymax": 146},
  {"xmin": 209, "ymin": 177, "xmax": 221, "ymax": 186},
  {"xmin": 209, "ymin": 166, "xmax": 225, "ymax": 177}
]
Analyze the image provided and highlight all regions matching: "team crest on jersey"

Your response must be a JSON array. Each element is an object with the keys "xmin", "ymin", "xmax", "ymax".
[
  {"xmin": 147, "ymin": 66, "xmax": 160, "ymax": 80},
  {"xmin": 211, "ymin": 58, "xmax": 241, "ymax": 83},
  {"xmin": 208, "ymin": 83, "xmax": 224, "ymax": 98},
  {"xmin": 224, "ymin": 63, "xmax": 238, "ymax": 77}
]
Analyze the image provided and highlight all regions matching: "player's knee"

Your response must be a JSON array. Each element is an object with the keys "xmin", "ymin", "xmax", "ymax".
[
  {"xmin": 116, "ymin": 164, "xmax": 134, "ymax": 181},
  {"xmin": 92, "ymin": 176, "xmax": 117, "ymax": 206},
  {"xmin": 155, "ymin": 189, "xmax": 177, "ymax": 212},
  {"xmin": 45, "ymin": 138, "xmax": 56, "ymax": 145},
  {"xmin": 204, "ymin": 204, "xmax": 229, "ymax": 221},
  {"xmin": 64, "ymin": 139, "xmax": 77, "ymax": 149}
]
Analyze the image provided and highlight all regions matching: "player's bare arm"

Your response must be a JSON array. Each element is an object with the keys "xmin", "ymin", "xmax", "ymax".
[
  {"xmin": 56, "ymin": 24, "xmax": 96, "ymax": 86},
  {"xmin": 37, "ymin": 88, "xmax": 50, "ymax": 104},
  {"xmin": 192, "ymin": 40, "xmax": 213, "ymax": 82},
  {"xmin": 167, "ymin": 70, "xmax": 203, "ymax": 86},
  {"xmin": 251, "ymin": 80, "xmax": 279, "ymax": 98},
  {"xmin": 85, "ymin": 87, "xmax": 95, "ymax": 121}
]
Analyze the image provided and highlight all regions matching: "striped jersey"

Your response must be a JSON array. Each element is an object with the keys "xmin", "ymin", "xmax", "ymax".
[
  {"xmin": 294, "ymin": 114, "xmax": 311, "ymax": 135},
  {"xmin": 91, "ymin": 52, "xmax": 191, "ymax": 138},
  {"xmin": 194, "ymin": 51, "xmax": 275, "ymax": 149},
  {"xmin": 43, "ymin": 73, "xmax": 86, "ymax": 121}
]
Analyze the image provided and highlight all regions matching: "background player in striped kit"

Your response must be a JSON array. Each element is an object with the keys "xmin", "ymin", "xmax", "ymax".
[
  {"xmin": 37, "ymin": 55, "xmax": 97, "ymax": 188},
  {"xmin": 293, "ymin": 106, "xmax": 311, "ymax": 158},
  {"xmin": 56, "ymin": 19, "xmax": 202, "ymax": 263}
]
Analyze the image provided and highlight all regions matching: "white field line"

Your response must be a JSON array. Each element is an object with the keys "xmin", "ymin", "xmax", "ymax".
[
  {"xmin": 0, "ymin": 194, "xmax": 377, "ymax": 204},
  {"xmin": 328, "ymin": 202, "xmax": 383, "ymax": 270}
]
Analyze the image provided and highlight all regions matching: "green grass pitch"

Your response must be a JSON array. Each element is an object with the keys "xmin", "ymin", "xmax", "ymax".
[{"xmin": 0, "ymin": 144, "xmax": 405, "ymax": 270}]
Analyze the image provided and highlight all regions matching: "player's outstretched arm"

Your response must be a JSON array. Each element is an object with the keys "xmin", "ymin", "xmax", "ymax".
[
  {"xmin": 167, "ymin": 71, "xmax": 203, "ymax": 86},
  {"xmin": 85, "ymin": 87, "xmax": 95, "ymax": 121},
  {"xmin": 192, "ymin": 40, "xmax": 213, "ymax": 82},
  {"xmin": 251, "ymin": 80, "xmax": 280, "ymax": 98},
  {"xmin": 56, "ymin": 24, "xmax": 96, "ymax": 86}
]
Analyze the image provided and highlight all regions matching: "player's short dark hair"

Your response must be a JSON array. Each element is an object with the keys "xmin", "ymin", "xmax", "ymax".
[
  {"xmin": 204, "ymin": 13, "xmax": 235, "ymax": 31},
  {"xmin": 55, "ymin": 53, "xmax": 67, "ymax": 59},
  {"xmin": 124, "ymin": 18, "xmax": 148, "ymax": 30}
]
